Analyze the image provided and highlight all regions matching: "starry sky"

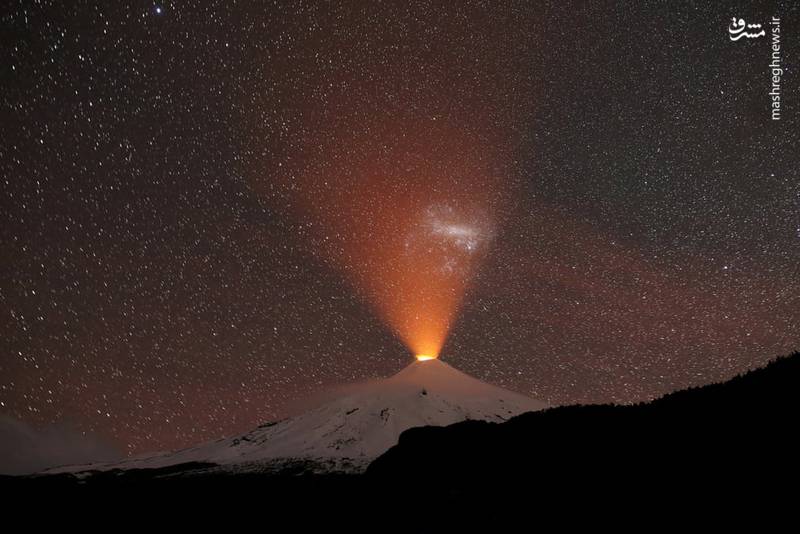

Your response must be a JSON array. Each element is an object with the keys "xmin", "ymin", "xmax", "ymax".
[{"xmin": 2, "ymin": 1, "xmax": 798, "ymax": 456}]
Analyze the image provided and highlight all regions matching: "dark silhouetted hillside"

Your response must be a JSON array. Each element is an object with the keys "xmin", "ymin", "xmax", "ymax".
[
  {"xmin": 367, "ymin": 351, "xmax": 800, "ymax": 494},
  {"xmin": 4, "ymin": 351, "xmax": 798, "ymax": 514}
]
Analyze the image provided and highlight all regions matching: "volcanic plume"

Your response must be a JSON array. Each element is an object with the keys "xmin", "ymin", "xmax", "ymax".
[
  {"xmin": 272, "ymin": 117, "xmax": 509, "ymax": 358},
  {"xmin": 239, "ymin": 4, "xmax": 529, "ymax": 360}
]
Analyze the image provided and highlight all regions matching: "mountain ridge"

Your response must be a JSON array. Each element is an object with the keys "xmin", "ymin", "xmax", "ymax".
[
  {"xmin": 3, "ymin": 349, "xmax": 797, "ymax": 517},
  {"xmin": 366, "ymin": 350, "xmax": 800, "ymax": 487},
  {"xmin": 41, "ymin": 358, "xmax": 547, "ymax": 476}
]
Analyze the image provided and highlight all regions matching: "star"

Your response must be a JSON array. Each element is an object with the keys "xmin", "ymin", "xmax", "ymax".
[{"xmin": 1, "ymin": 1, "xmax": 797, "ymax": 461}]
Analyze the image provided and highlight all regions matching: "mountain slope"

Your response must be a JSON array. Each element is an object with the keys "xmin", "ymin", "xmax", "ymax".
[
  {"xmin": 367, "ymin": 351, "xmax": 800, "ymax": 487},
  {"xmin": 46, "ymin": 359, "xmax": 547, "ymax": 475}
]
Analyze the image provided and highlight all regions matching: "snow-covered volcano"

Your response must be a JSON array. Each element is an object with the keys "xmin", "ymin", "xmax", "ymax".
[{"xmin": 47, "ymin": 359, "xmax": 548, "ymax": 475}]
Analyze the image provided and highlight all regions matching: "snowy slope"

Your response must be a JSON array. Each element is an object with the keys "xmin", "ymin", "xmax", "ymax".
[{"xmin": 47, "ymin": 359, "xmax": 547, "ymax": 475}]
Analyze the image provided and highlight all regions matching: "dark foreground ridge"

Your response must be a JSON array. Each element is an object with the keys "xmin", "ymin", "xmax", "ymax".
[
  {"xmin": 368, "ymin": 350, "xmax": 800, "ymax": 488},
  {"xmin": 3, "ymin": 351, "xmax": 798, "ymax": 510}
]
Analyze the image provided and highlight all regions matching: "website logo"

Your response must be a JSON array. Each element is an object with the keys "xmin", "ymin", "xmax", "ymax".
[{"xmin": 728, "ymin": 18, "xmax": 765, "ymax": 40}]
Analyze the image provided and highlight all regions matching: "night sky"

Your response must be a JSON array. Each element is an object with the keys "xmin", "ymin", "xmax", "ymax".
[{"xmin": 2, "ymin": 1, "xmax": 799, "ymax": 456}]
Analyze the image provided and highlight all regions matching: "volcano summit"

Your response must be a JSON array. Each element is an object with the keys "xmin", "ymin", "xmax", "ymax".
[{"xmin": 46, "ymin": 359, "xmax": 548, "ymax": 477}]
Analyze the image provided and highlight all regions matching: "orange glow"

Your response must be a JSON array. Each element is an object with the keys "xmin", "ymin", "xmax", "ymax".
[
  {"xmin": 415, "ymin": 355, "xmax": 436, "ymax": 362},
  {"xmin": 260, "ymin": 116, "xmax": 511, "ymax": 357}
]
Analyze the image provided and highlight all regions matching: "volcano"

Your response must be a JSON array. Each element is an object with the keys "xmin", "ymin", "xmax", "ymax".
[{"xmin": 46, "ymin": 359, "xmax": 548, "ymax": 476}]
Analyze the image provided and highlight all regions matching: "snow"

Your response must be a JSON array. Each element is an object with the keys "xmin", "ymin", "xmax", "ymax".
[{"xmin": 45, "ymin": 359, "xmax": 547, "ymax": 475}]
